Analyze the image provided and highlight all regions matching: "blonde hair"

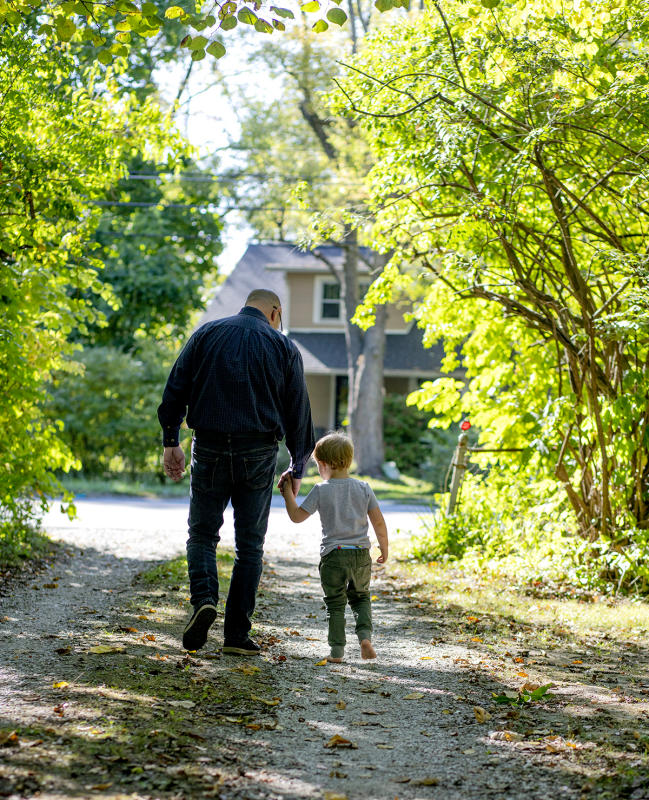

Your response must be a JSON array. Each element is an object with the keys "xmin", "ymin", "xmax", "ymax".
[{"xmin": 314, "ymin": 432, "xmax": 354, "ymax": 471}]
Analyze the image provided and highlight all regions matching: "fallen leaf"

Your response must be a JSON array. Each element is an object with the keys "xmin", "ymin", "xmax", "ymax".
[
  {"xmin": 53, "ymin": 703, "xmax": 68, "ymax": 716},
  {"xmin": 329, "ymin": 770, "xmax": 348, "ymax": 778},
  {"xmin": 489, "ymin": 730, "xmax": 523, "ymax": 742},
  {"xmin": 521, "ymin": 682, "xmax": 540, "ymax": 692},
  {"xmin": 404, "ymin": 692, "xmax": 425, "ymax": 700},
  {"xmin": 289, "ymin": 630, "xmax": 301, "ymax": 636},
  {"xmin": 89, "ymin": 783, "xmax": 113, "ymax": 791},
  {"xmin": 572, "ymin": 660, "xmax": 583, "ymax": 665},
  {"xmin": 42, "ymin": 583, "xmax": 58, "ymax": 589},
  {"xmin": 245, "ymin": 723, "xmax": 262, "ymax": 731},
  {"xmin": 466, "ymin": 615, "xmax": 480, "ymax": 623},
  {"xmin": 393, "ymin": 777, "xmax": 411, "ymax": 783},
  {"xmin": 168, "ymin": 700, "xmax": 196, "ymax": 709},
  {"xmin": 336, "ymin": 701, "xmax": 346, "ymax": 710},
  {"xmin": 52, "ymin": 681, "xmax": 69, "ymax": 689},
  {"xmin": 473, "ymin": 706, "xmax": 491, "ymax": 723},
  {"xmin": 376, "ymin": 744, "xmax": 394, "ymax": 749},
  {"xmin": 420, "ymin": 656, "xmax": 434, "ymax": 660},
  {"xmin": 315, "ymin": 659, "xmax": 328, "ymax": 666},
  {"xmin": 516, "ymin": 671, "xmax": 529, "ymax": 678},
  {"xmin": 251, "ymin": 696, "xmax": 281, "ymax": 706},
  {"xmin": 119, "ymin": 626, "xmax": 138, "ymax": 633},
  {"xmin": 55, "ymin": 646, "xmax": 71, "ymax": 655},
  {"xmin": 371, "ymin": 595, "xmax": 378, "ymax": 601},
  {"xmin": 144, "ymin": 634, "xmax": 156, "ymax": 641},
  {"xmin": 471, "ymin": 636, "xmax": 483, "ymax": 643},
  {"xmin": 137, "ymin": 615, "xmax": 149, "ymax": 620},
  {"xmin": 0, "ymin": 731, "xmax": 19, "ymax": 747},
  {"xmin": 416, "ymin": 778, "xmax": 439, "ymax": 786},
  {"xmin": 325, "ymin": 734, "xmax": 356, "ymax": 749},
  {"xmin": 323, "ymin": 792, "xmax": 348, "ymax": 800},
  {"xmin": 88, "ymin": 645, "xmax": 125, "ymax": 654},
  {"xmin": 324, "ymin": 687, "xmax": 338, "ymax": 694}
]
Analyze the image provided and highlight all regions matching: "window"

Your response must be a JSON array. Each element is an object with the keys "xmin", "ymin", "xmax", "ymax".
[
  {"xmin": 321, "ymin": 281, "xmax": 341, "ymax": 319},
  {"xmin": 316, "ymin": 278, "xmax": 372, "ymax": 322}
]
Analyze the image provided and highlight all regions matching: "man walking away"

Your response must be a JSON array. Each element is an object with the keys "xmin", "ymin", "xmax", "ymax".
[{"xmin": 158, "ymin": 289, "xmax": 315, "ymax": 654}]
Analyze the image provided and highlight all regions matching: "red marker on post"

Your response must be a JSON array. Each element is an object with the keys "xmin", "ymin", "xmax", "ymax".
[{"xmin": 460, "ymin": 419, "xmax": 471, "ymax": 431}]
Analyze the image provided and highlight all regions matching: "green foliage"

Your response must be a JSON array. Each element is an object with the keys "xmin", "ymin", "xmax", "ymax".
[
  {"xmin": 83, "ymin": 155, "xmax": 222, "ymax": 350},
  {"xmin": 48, "ymin": 343, "xmax": 179, "ymax": 477},
  {"xmin": 0, "ymin": 26, "xmax": 187, "ymax": 552},
  {"xmin": 492, "ymin": 684, "xmax": 553, "ymax": 707},
  {"xmin": 383, "ymin": 393, "xmax": 456, "ymax": 487},
  {"xmin": 337, "ymin": 0, "xmax": 649, "ymax": 555},
  {"xmin": 1, "ymin": 0, "xmax": 398, "ymax": 63}
]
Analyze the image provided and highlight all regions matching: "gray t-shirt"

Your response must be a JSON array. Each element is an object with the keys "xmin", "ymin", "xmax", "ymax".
[{"xmin": 300, "ymin": 477, "xmax": 379, "ymax": 557}]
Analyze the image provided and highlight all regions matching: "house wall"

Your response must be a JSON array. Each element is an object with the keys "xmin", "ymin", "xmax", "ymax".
[
  {"xmin": 286, "ymin": 272, "xmax": 409, "ymax": 332},
  {"xmin": 305, "ymin": 374, "xmax": 332, "ymax": 434},
  {"xmin": 384, "ymin": 376, "xmax": 413, "ymax": 396}
]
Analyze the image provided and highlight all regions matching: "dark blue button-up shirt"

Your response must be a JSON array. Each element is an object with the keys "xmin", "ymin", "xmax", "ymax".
[{"xmin": 157, "ymin": 306, "xmax": 315, "ymax": 478}]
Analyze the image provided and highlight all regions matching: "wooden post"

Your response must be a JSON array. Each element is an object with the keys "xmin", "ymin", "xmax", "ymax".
[{"xmin": 447, "ymin": 433, "xmax": 469, "ymax": 515}]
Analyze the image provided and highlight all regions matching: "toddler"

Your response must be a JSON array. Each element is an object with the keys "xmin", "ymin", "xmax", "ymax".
[{"xmin": 280, "ymin": 433, "xmax": 388, "ymax": 662}]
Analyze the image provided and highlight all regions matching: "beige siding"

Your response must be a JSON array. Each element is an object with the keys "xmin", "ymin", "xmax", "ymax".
[
  {"xmin": 287, "ymin": 273, "xmax": 317, "ymax": 329},
  {"xmin": 306, "ymin": 374, "xmax": 332, "ymax": 432}
]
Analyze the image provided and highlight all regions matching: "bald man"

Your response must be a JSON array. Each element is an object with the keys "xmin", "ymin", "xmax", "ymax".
[{"xmin": 158, "ymin": 289, "xmax": 315, "ymax": 654}]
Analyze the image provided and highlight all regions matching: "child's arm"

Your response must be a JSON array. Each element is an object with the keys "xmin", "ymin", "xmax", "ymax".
[
  {"xmin": 368, "ymin": 507, "xmax": 389, "ymax": 563},
  {"xmin": 279, "ymin": 476, "xmax": 311, "ymax": 523}
]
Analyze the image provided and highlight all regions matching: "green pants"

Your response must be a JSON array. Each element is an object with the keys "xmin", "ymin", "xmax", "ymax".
[{"xmin": 319, "ymin": 548, "xmax": 373, "ymax": 658}]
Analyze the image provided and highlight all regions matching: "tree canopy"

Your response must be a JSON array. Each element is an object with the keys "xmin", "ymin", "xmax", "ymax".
[{"xmin": 338, "ymin": 0, "xmax": 649, "ymax": 545}]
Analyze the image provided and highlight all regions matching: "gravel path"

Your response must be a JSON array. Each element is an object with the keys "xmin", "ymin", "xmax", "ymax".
[{"xmin": 0, "ymin": 495, "xmax": 625, "ymax": 799}]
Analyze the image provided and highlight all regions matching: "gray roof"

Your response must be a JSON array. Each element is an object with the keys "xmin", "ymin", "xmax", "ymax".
[
  {"xmin": 200, "ymin": 243, "xmax": 445, "ymax": 376},
  {"xmin": 290, "ymin": 328, "xmax": 446, "ymax": 376}
]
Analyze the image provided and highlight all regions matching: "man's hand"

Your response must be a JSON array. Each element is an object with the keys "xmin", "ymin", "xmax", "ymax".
[
  {"xmin": 163, "ymin": 446, "xmax": 186, "ymax": 482},
  {"xmin": 278, "ymin": 469, "xmax": 301, "ymax": 498}
]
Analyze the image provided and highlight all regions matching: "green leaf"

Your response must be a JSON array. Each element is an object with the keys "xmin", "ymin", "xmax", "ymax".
[
  {"xmin": 116, "ymin": 30, "xmax": 131, "ymax": 42},
  {"xmin": 164, "ymin": 3, "xmax": 183, "ymax": 16},
  {"xmin": 312, "ymin": 18, "xmax": 328, "ymax": 31},
  {"xmin": 237, "ymin": 7, "xmax": 258, "ymax": 23},
  {"xmin": 374, "ymin": 0, "xmax": 393, "ymax": 10},
  {"xmin": 55, "ymin": 17, "xmax": 76, "ymax": 41},
  {"xmin": 271, "ymin": 18, "xmax": 285, "ymax": 30},
  {"xmin": 481, "ymin": 0, "xmax": 500, "ymax": 7},
  {"xmin": 220, "ymin": 14, "xmax": 237, "ymax": 29},
  {"xmin": 97, "ymin": 49, "xmax": 113, "ymax": 64},
  {"xmin": 142, "ymin": 2, "xmax": 157, "ymax": 14},
  {"xmin": 188, "ymin": 34, "xmax": 207, "ymax": 49},
  {"xmin": 206, "ymin": 40, "xmax": 226, "ymax": 58},
  {"xmin": 326, "ymin": 7, "xmax": 347, "ymax": 24},
  {"xmin": 270, "ymin": 5, "xmax": 294, "ymax": 17},
  {"xmin": 301, "ymin": 0, "xmax": 320, "ymax": 10},
  {"xmin": 191, "ymin": 48, "xmax": 206, "ymax": 60},
  {"xmin": 254, "ymin": 18, "xmax": 273, "ymax": 32}
]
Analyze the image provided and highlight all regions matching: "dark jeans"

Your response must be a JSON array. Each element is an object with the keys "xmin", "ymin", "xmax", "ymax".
[{"xmin": 187, "ymin": 433, "xmax": 278, "ymax": 644}]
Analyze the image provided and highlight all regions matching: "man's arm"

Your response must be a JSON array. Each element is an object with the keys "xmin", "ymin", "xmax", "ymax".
[
  {"xmin": 282, "ymin": 348, "xmax": 315, "ymax": 483},
  {"xmin": 157, "ymin": 335, "xmax": 196, "ymax": 448}
]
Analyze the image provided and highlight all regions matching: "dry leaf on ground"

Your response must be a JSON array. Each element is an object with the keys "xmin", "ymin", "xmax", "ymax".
[
  {"xmin": 52, "ymin": 681, "xmax": 69, "ymax": 689},
  {"xmin": 336, "ymin": 700, "xmax": 346, "ymax": 710},
  {"xmin": 251, "ymin": 696, "xmax": 281, "ymax": 706},
  {"xmin": 473, "ymin": 706, "xmax": 491, "ymax": 723},
  {"xmin": 88, "ymin": 645, "xmax": 125, "ymax": 654},
  {"xmin": 404, "ymin": 692, "xmax": 424, "ymax": 700},
  {"xmin": 325, "ymin": 734, "xmax": 356, "ymax": 749}
]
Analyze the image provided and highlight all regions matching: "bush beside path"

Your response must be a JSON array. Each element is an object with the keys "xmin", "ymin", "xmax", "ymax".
[{"xmin": 0, "ymin": 498, "xmax": 648, "ymax": 800}]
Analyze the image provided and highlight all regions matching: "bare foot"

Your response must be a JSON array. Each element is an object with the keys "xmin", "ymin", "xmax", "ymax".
[
  {"xmin": 360, "ymin": 639, "xmax": 376, "ymax": 659},
  {"xmin": 326, "ymin": 655, "xmax": 343, "ymax": 663}
]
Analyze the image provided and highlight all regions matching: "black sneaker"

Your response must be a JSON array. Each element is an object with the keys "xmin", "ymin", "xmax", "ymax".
[
  {"xmin": 222, "ymin": 638, "xmax": 261, "ymax": 656},
  {"xmin": 182, "ymin": 603, "xmax": 217, "ymax": 651}
]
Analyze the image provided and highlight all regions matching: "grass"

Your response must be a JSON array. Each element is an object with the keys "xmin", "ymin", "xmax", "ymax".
[
  {"xmin": 392, "ymin": 540, "xmax": 649, "ymax": 644},
  {"xmin": 59, "ymin": 471, "xmax": 435, "ymax": 504}
]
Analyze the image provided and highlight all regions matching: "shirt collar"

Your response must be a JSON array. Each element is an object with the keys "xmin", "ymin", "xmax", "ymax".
[{"xmin": 239, "ymin": 306, "xmax": 270, "ymax": 324}]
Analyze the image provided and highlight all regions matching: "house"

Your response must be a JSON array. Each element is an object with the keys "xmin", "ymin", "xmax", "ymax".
[{"xmin": 200, "ymin": 243, "xmax": 447, "ymax": 436}]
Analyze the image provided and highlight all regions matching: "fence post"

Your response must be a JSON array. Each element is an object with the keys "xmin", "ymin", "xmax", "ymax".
[{"xmin": 447, "ymin": 432, "xmax": 469, "ymax": 515}]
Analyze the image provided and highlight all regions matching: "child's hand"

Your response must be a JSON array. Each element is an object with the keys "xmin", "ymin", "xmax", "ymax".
[
  {"xmin": 279, "ymin": 474, "xmax": 293, "ymax": 497},
  {"xmin": 377, "ymin": 548, "xmax": 388, "ymax": 564}
]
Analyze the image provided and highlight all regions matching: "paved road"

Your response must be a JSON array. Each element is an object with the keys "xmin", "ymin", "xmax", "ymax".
[{"xmin": 42, "ymin": 494, "xmax": 432, "ymax": 563}]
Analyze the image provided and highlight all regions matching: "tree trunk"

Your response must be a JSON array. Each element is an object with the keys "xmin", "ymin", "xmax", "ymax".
[{"xmin": 351, "ymin": 303, "xmax": 387, "ymax": 476}]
